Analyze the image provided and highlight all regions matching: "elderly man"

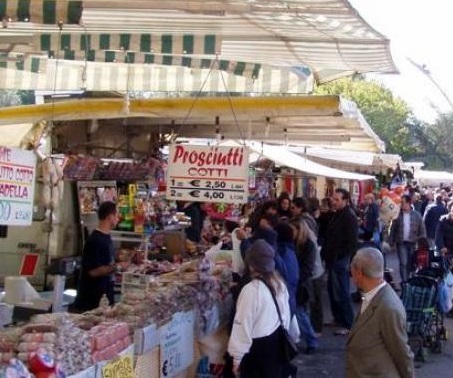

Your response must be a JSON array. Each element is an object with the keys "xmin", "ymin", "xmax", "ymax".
[{"xmin": 347, "ymin": 247, "xmax": 414, "ymax": 378}]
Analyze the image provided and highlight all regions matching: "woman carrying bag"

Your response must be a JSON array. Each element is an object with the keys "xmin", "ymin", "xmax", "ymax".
[{"xmin": 227, "ymin": 239, "xmax": 292, "ymax": 377}]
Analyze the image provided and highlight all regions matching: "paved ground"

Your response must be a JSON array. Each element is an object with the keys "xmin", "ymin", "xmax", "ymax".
[{"xmin": 293, "ymin": 249, "xmax": 453, "ymax": 377}]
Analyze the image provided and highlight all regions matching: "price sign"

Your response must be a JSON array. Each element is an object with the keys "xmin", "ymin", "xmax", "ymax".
[
  {"xmin": 166, "ymin": 144, "xmax": 249, "ymax": 204},
  {"xmin": 0, "ymin": 146, "xmax": 36, "ymax": 226},
  {"xmin": 159, "ymin": 311, "xmax": 195, "ymax": 377},
  {"xmin": 101, "ymin": 355, "xmax": 134, "ymax": 378}
]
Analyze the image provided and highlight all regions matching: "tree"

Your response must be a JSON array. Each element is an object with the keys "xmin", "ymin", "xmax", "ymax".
[
  {"xmin": 424, "ymin": 112, "xmax": 453, "ymax": 169},
  {"xmin": 0, "ymin": 90, "xmax": 34, "ymax": 107},
  {"xmin": 315, "ymin": 77, "xmax": 414, "ymax": 156}
]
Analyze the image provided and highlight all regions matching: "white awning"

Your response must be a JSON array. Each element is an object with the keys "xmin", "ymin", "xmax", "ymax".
[
  {"xmin": 414, "ymin": 170, "xmax": 453, "ymax": 186},
  {"xmin": 299, "ymin": 147, "xmax": 402, "ymax": 169},
  {"xmin": 221, "ymin": 140, "xmax": 375, "ymax": 181}
]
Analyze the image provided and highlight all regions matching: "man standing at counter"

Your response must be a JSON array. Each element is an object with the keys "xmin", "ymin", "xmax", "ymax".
[{"xmin": 73, "ymin": 201, "xmax": 122, "ymax": 312}]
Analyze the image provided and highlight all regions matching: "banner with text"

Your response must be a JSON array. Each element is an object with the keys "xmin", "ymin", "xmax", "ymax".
[
  {"xmin": 167, "ymin": 144, "xmax": 249, "ymax": 204},
  {"xmin": 0, "ymin": 146, "xmax": 36, "ymax": 226}
]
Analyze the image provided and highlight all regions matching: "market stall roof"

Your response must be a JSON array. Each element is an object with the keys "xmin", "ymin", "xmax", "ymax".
[
  {"xmin": 220, "ymin": 140, "xmax": 375, "ymax": 181},
  {"xmin": 413, "ymin": 170, "xmax": 453, "ymax": 186},
  {"xmin": 298, "ymin": 147, "xmax": 401, "ymax": 169},
  {"xmin": 401, "ymin": 161, "xmax": 425, "ymax": 172},
  {"xmin": 0, "ymin": 95, "xmax": 385, "ymax": 152},
  {"xmin": 0, "ymin": 0, "xmax": 396, "ymax": 91}
]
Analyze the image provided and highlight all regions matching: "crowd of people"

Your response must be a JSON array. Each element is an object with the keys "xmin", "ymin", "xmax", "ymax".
[
  {"xmin": 223, "ymin": 189, "xmax": 358, "ymax": 377},
  {"xmin": 223, "ymin": 185, "xmax": 453, "ymax": 377},
  {"xmin": 75, "ymin": 185, "xmax": 453, "ymax": 377}
]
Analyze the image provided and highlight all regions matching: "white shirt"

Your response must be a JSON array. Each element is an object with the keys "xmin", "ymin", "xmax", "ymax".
[
  {"xmin": 360, "ymin": 281, "xmax": 387, "ymax": 314},
  {"xmin": 403, "ymin": 212, "xmax": 411, "ymax": 241},
  {"xmin": 228, "ymin": 279, "xmax": 290, "ymax": 365}
]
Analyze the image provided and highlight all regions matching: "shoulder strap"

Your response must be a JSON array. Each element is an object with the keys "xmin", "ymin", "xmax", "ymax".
[{"xmin": 259, "ymin": 278, "xmax": 284, "ymax": 326}]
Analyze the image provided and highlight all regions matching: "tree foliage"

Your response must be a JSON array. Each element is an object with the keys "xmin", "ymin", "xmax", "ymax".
[
  {"xmin": 0, "ymin": 90, "xmax": 34, "ymax": 107},
  {"xmin": 315, "ymin": 77, "xmax": 414, "ymax": 156},
  {"xmin": 422, "ymin": 112, "xmax": 453, "ymax": 169}
]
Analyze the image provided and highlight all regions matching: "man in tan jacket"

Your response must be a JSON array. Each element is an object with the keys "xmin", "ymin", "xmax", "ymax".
[{"xmin": 347, "ymin": 247, "xmax": 414, "ymax": 378}]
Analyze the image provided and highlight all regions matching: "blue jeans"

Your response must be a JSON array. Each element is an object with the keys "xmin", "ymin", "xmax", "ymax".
[
  {"xmin": 295, "ymin": 305, "xmax": 318, "ymax": 348},
  {"xmin": 396, "ymin": 242, "xmax": 416, "ymax": 282},
  {"xmin": 327, "ymin": 257, "xmax": 354, "ymax": 329}
]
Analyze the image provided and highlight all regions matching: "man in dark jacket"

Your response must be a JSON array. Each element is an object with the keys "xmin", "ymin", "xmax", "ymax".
[
  {"xmin": 424, "ymin": 195, "xmax": 447, "ymax": 248},
  {"xmin": 361, "ymin": 193, "xmax": 380, "ymax": 242},
  {"xmin": 435, "ymin": 204, "xmax": 453, "ymax": 256},
  {"xmin": 321, "ymin": 188, "xmax": 358, "ymax": 335}
]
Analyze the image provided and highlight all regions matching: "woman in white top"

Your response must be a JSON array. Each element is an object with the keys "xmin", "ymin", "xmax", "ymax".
[{"xmin": 228, "ymin": 239, "xmax": 291, "ymax": 377}]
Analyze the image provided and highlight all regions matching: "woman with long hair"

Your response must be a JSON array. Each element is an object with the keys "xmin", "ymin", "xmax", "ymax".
[
  {"xmin": 228, "ymin": 239, "xmax": 291, "ymax": 377},
  {"xmin": 290, "ymin": 219, "xmax": 324, "ymax": 351}
]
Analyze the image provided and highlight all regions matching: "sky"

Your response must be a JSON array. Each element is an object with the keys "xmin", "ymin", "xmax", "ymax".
[{"xmin": 349, "ymin": 0, "xmax": 453, "ymax": 123}]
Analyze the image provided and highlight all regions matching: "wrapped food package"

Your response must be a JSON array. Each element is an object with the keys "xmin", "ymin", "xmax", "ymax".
[
  {"xmin": 19, "ymin": 315, "xmax": 93, "ymax": 376},
  {"xmin": 87, "ymin": 322, "xmax": 131, "ymax": 363}
]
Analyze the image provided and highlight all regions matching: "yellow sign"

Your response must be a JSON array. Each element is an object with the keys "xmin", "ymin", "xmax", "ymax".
[{"xmin": 102, "ymin": 355, "xmax": 134, "ymax": 378}]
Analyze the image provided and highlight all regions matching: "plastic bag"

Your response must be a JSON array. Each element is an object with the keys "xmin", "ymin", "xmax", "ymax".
[
  {"xmin": 288, "ymin": 315, "xmax": 301, "ymax": 344},
  {"xmin": 438, "ymin": 278, "xmax": 453, "ymax": 314}
]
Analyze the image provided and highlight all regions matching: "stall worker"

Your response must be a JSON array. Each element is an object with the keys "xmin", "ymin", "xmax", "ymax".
[
  {"xmin": 177, "ymin": 201, "xmax": 202, "ymax": 242},
  {"xmin": 73, "ymin": 201, "xmax": 126, "ymax": 312}
]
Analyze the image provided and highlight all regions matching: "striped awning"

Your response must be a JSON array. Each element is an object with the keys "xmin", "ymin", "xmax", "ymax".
[
  {"xmin": 0, "ymin": 0, "xmax": 396, "ymax": 91},
  {"xmin": 0, "ymin": 60, "xmax": 312, "ymax": 92},
  {"xmin": 35, "ymin": 33, "xmax": 221, "ymax": 56},
  {"xmin": 0, "ymin": 0, "xmax": 82, "ymax": 24},
  {"xmin": 0, "ymin": 53, "xmax": 46, "ymax": 72}
]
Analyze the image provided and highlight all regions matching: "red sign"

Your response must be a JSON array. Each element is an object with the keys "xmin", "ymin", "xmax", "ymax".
[{"xmin": 19, "ymin": 253, "xmax": 39, "ymax": 276}]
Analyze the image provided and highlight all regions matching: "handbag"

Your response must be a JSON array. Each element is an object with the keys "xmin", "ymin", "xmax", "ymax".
[{"xmin": 261, "ymin": 279, "xmax": 299, "ymax": 362}]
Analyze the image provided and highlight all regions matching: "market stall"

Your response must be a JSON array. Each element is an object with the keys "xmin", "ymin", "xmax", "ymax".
[
  {"xmin": 1, "ymin": 256, "xmax": 234, "ymax": 377},
  {"xmin": 1, "ymin": 142, "xmax": 251, "ymax": 377},
  {"xmin": 0, "ymin": 1, "xmax": 400, "ymax": 376}
]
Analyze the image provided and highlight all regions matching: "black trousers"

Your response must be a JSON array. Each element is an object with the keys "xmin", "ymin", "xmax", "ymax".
[{"xmin": 240, "ymin": 327, "xmax": 284, "ymax": 378}]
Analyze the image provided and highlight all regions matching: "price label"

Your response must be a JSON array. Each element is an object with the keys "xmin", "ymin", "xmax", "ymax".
[
  {"xmin": 159, "ymin": 311, "xmax": 195, "ymax": 377},
  {"xmin": 161, "ymin": 346, "xmax": 183, "ymax": 377},
  {"xmin": 166, "ymin": 145, "xmax": 248, "ymax": 204},
  {"xmin": 102, "ymin": 356, "xmax": 134, "ymax": 378},
  {"xmin": 0, "ymin": 147, "xmax": 36, "ymax": 226}
]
